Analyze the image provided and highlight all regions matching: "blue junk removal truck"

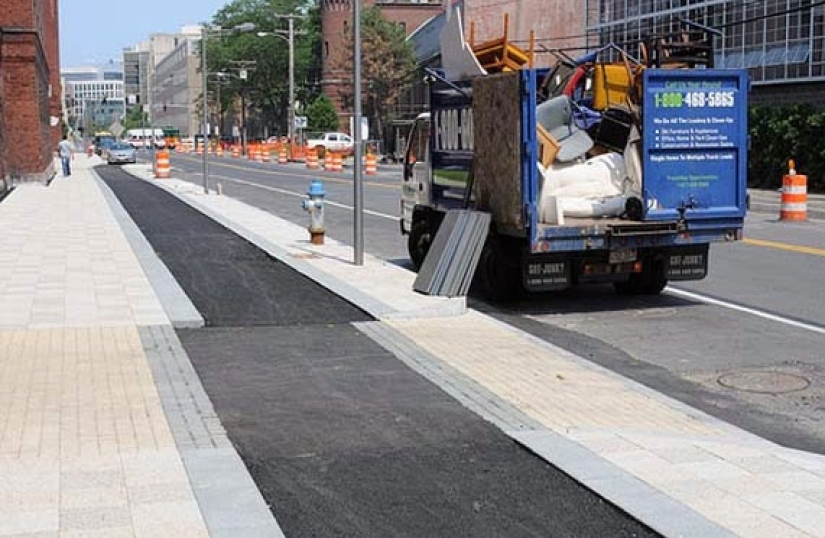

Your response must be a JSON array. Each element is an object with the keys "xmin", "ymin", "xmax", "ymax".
[{"xmin": 400, "ymin": 65, "xmax": 749, "ymax": 299}]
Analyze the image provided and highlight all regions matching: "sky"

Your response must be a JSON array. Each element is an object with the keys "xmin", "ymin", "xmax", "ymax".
[{"xmin": 58, "ymin": 0, "xmax": 229, "ymax": 68}]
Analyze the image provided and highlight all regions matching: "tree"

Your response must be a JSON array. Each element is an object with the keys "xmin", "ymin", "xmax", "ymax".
[
  {"xmin": 210, "ymin": 0, "xmax": 322, "ymax": 138},
  {"xmin": 122, "ymin": 105, "xmax": 146, "ymax": 131},
  {"xmin": 305, "ymin": 94, "xmax": 339, "ymax": 132},
  {"xmin": 334, "ymin": 6, "xmax": 417, "ymax": 148}
]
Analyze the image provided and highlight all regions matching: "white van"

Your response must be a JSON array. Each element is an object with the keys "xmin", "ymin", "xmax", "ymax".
[{"xmin": 126, "ymin": 128, "xmax": 167, "ymax": 149}]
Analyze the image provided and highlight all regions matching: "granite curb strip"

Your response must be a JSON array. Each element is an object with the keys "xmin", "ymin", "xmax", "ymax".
[
  {"xmin": 358, "ymin": 321, "xmax": 734, "ymax": 538},
  {"xmin": 93, "ymin": 168, "xmax": 204, "ymax": 328},
  {"xmin": 140, "ymin": 325, "xmax": 286, "ymax": 538}
]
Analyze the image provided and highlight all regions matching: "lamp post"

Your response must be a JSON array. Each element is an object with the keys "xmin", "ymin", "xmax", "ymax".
[
  {"xmin": 201, "ymin": 22, "xmax": 255, "ymax": 195},
  {"xmin": 353, "ymin": 0, "xmax": 364, "ymax": 265},
  {"xmin": 258, "ymin": 14, "xmax": 304, "ymax": 143}
]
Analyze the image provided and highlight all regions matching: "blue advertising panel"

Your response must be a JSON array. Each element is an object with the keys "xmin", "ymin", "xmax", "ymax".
[{"xmin": 642, "ymin": 70, "xmax": 748, "ymax": 221}]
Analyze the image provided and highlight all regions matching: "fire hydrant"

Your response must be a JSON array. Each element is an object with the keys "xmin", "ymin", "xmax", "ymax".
[{"xmin": 301, "ymin": 179, "xmax": 325, "ymax": 245}]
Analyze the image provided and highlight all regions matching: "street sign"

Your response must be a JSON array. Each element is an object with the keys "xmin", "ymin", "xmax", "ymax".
[
  {"xmin": 294, "ymin": 115, "xmax": 308, "ymax": 129},
  {"xmin": 110, "ymin": 122, "xmax": 124, "ymax": 138}
]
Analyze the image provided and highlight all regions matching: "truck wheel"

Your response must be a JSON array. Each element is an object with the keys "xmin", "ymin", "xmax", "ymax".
[
  {"xmin": 614, "ymin": 260, "xmax": 667, "ymax": 295},
  {"xmin": 473, "ymin": 235, "xmax": 522, "ymax": 301},
  {"xmin": 408, "ymin": 220, "xmax": 433, "ymax": 270}
]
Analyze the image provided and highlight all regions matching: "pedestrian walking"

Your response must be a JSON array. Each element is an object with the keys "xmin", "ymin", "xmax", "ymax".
[{"xmin": 57, "ymin": 135, "xmax": 74, "ymax": 177}]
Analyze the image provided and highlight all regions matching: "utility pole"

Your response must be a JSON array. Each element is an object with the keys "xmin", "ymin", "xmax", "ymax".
[
  {"xmin": 259, "ymin": 15, "xmax": 305, "ymax": 143},
  {"xmin": 353, "ymin": 0, "xmax": 364, "ymax": 265}
]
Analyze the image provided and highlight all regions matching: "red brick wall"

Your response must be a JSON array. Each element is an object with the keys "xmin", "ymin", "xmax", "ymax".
[
  {"xmin": 464, "ymin": 0, "xmax": 587, "ymax": 69},
  {"xmin": 321, "ymin": 0, "xmax": 443, "ymax": 129},
  {"xmin": 0, "ymin": 0, "xmax": 60, "ymax": 182}
]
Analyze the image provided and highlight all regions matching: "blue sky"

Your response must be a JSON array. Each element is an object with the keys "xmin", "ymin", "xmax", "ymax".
[{"xmin": 59, "ymin": 0, "xmax": 228, "ymax": 67}]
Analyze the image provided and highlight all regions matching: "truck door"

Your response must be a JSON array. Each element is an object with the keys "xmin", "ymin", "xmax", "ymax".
[{"xmin": 401, "ymin": 117, "xmax": 431, "ymax": 232}]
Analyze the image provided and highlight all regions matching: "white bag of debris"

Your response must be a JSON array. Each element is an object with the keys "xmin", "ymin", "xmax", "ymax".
[{"xmin": 538, "ymin": 152, "xmax": 639, "ymax": 221}]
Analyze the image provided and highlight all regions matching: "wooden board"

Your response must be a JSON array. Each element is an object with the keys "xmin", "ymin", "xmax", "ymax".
[{"xmin": 472, "ymin": 72, "xmax": 524, "ymax": 232}]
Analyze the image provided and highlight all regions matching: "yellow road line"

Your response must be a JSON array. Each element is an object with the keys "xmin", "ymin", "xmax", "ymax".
[
  {"xmin": 743, "ymin": 237, "xmax": 825, "ymax": 257},
  {"xmin": 174, "ymin": 153, "xmax": 396, "ymax": 189}
]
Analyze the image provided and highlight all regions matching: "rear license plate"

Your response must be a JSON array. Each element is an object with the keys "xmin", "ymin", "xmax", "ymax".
[{"xmin": 609, "ymin": 248, "xmax": 637, "ymax": 264}]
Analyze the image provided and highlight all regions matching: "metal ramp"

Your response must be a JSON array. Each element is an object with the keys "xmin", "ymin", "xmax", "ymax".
[{"xmin": 413, "ymin": 210, "xmax": 491, "ymax": 297}]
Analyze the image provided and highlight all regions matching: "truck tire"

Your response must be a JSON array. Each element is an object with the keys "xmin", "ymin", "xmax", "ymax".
[
  {"xmin": 473, "ymin": 235, "xmax": 522, "ymax": 301},
  {"xmin": 408, "ymin": 220, "xmax": 434, "ymax": 270},
  {"xmin": 614, "ymin": 260, "xmax": 667, "ymax": 295}
]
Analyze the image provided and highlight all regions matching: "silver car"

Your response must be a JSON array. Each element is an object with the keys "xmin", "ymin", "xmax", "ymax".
[{"xmin": 107, "ymin": 142, "xmax": 137, "ymax": 165}]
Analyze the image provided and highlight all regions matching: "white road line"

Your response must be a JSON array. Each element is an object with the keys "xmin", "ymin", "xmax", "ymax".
[
  {"xmin": 666, "ymin": 287, "xmax": 825, "ymax": 336},
  {"xmin": 211, "ymin": 174, "xmax": 398, "ymax": 220}
]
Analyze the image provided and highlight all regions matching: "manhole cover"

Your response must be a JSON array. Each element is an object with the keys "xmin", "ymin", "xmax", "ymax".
[{"xmin": 717, "ymin": 371, "xmax": 811, "ymax": 394}]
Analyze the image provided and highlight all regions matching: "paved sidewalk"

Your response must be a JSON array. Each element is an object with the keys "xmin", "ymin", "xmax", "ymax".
[
  {"xmin": 125, "ymin": 163, "xmax": 825, "ymax": 538},
  {"xmin": 0, "ymin": 157, "xmax": 283, "ymax": 537}
]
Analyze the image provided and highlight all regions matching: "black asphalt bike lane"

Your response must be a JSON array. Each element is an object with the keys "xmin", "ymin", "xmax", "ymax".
[{"xmin": 99, "ymin": 165, "xmax": 658, "ymax": 537}]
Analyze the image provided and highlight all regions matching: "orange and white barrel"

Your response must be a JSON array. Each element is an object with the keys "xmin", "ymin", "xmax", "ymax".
[
  {"xmin": 333, "ymin": 152, "xmax": 343, "ymax": 172},
  {"xmin": 781, "ymin": 164, "xmax": 807, "ymax": 221},
  {"xmin": 306, "ymin": 148, "xmax": 318, "ymax": 169},
  {"xmin": 324, "ymin": 152, "xmax": 336, "ymax": 172},
  {"xmin": 365, "ymin": 152, "xmax": 377, "ymax": 175},
  {"xmin": 278, "ymin": 148, "xmax": 288, "ymax": 165},
  {"xmin": 232, "ymin": 145, "xmax": 240, "ymax": 158},
  {"xmin": 155, "ymin": 150, "xmax": 171, "ymax": 179},
  {"xmin": 262, "ymin": 149, "xmax": 271, "ymax": 162}
]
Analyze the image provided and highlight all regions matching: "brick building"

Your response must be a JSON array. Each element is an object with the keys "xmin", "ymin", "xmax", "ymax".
[
  {"xmin": 0, "ymin": 0, "xmax": 61, "ymax": 183},
  {"xmin": 320, "ymin": 0, "xmax": 443, "ymax": 129}
]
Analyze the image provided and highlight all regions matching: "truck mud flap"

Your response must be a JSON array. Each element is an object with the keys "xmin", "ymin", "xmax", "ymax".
[
  {"xmin": 524, "ymin": 259, "xmax": 571, "ymax": 291},
  {"xmin": 665, "ymin": 246, "xmax": 709, "ymax": 281}
]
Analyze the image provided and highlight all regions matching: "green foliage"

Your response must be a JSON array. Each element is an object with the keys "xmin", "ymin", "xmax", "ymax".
[
  {"xmin": 748, "ymin": 105, "xmax": 825, "ymax": 193},
  {"xmin": 305, "ymin": 94, "xmax": 339, "ymax": 132},
  {"xmin": 122, "ymin": 105, "xmax": 146, "ymax": 131},
  {"xmin": 209, "ymin": 0, "xmax": 322, "ymax": 137},
  {"xmin": 335, "ymin": 6, "xmax": 418, "ymax": 145}
]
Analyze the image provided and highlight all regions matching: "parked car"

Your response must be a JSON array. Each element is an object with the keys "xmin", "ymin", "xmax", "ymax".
[
  {"xmin": 93, "ymin": 132, "xmax": 117, "ymax": 156},
  {"xmin": 305, "ymin": 132, "xmax": 354, "ymax": 156},
  {"xmin": 106, "ymin": 142, "xmax": 137, "ymax": 165}
]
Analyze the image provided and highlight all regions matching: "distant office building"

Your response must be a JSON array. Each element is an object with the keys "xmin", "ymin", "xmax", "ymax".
[
  {"xmin": 123, "ymin": 27, "xmax": 203, "ymax": 131},
  {"xmin": 151, "ymin": 37, "xmax": 203, "ymax": 137},
  {"xmin": 588, "ymin": 0, "xmax": 825, "ymax": 106},
  {"xmin": 61, "ymin": 65, "xmax": 126, "ymax": 136},
  {"xmin": 0, "ymin": 0, "xmax": 61, "ymax": 182}
]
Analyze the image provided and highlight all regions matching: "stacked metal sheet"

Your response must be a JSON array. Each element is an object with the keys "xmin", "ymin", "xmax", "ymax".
[{"xmin": 413, "ymin": 210, "xmax": 491, "ymax": 297}]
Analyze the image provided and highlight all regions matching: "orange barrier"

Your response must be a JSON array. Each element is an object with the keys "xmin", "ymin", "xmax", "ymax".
[
  {"xmin": 780, "ymin": 160, "xmax": 807, "ymax": 221},
  {"xmin": 255, "ymin": 148, "xmax": 264, "ymax": 162},
  {"xmin": 196, "ymin": 144, "xmax": 204, "ymax": 155},
  {"xmin": 247, "ymin": 145, "xmax": 255, "ymax": 160},
  {"xmin": 216, "ymin": 145, "xmax": 224, "ymax": 158},
  {"xmin": 333, "ymin": 152, "xmax": 343, "ymax": 172},
  {"xmin": 155, "ymin": 149, "xmax": 170, "ymax": 179},
  {"xmin": 232, "ymin": 145, "xmax": 240, "ymax": 158},
  {"xmin": 324, "ymin": 152, "xmax": 336, "ymax": 172},
  {"xmin": 278, "ymin": 147, "xmax": 288, "ymax": 165},
  {"xmin": 262, "ymin": 149, "xmax": 271, "ymax": 163},
  {"xmin": 365, "ymin": 152, "xmax": 377, "ymax": 175},
  {"xmin": 306, "ymin": 148, "xmax": 319, "ymax": 170}
]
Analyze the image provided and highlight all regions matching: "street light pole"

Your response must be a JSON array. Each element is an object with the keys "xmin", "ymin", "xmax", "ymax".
[
  {"xmin": 287, "ymin": 17, "xmax": 295, "ymax": 144},
  {"xmin": 353, "ymin": 0, "xmax": 364, "ymax": 265},
  {"xmin": 201, "ymin": 25, "xmax": 209, "ymax": 194}
]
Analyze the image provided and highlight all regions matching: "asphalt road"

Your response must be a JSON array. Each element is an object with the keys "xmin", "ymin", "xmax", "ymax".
[
  {"xmin": 164, "ymin": 153, "xmax": 825, "ymax": 454},
  {"xmin": 98, "ymin": 164, "xmax": 658, "ymax": 537}
]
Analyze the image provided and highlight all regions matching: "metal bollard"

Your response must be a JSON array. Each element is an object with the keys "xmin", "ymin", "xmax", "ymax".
[{"xmin": 301, "ymin": 179, "xmax": 325, "ymax": 245}]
